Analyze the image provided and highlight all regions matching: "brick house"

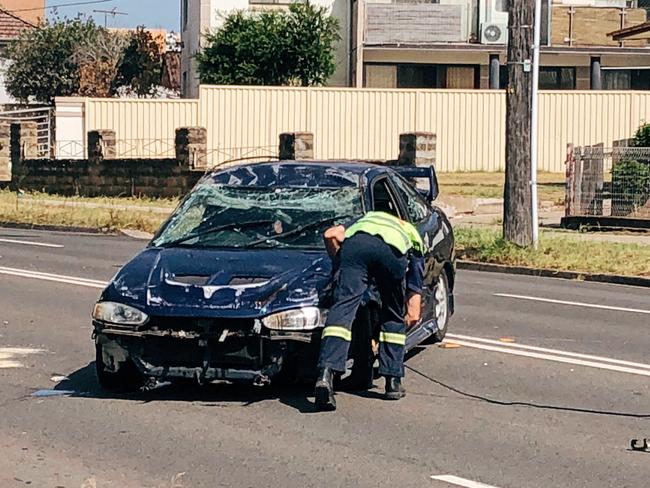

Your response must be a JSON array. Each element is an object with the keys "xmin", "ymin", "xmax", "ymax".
[{"xmin": 0, "ymin": 7, "xmax": 37, "ymax": 104}]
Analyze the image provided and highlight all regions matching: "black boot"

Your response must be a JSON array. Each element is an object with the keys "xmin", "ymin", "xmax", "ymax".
[
  {"xmin": 385, "ymin": 376, "xmax": 406, "ymax": 400},
  {"xmin": 314, "ymin": 368, "xmax": 336, "ymax": 411}
]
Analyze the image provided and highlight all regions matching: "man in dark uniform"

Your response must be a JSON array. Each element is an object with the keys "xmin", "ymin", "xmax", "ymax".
[{"xmin": 315, "ymin": 210, "xmax": 425, "ymax": 411}]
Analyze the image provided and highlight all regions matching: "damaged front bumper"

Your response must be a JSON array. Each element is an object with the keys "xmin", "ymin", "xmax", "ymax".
[{"xmin": 94, "ymin": 318, "xmax": 321, "ymax": 384}]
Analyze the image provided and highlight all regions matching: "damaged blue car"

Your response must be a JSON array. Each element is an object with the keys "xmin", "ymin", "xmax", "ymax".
[{"xmin": 92, "ymin": 161, "xmax": 455, "ymax": 391}]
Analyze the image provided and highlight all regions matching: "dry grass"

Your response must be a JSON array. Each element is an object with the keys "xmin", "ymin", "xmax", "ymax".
[
  {"xmin": 456, "ymin": 227, "xmax": 650, "ymax": 277},
  {"xmin": 438, "ymin": 172, "xmax": 567, "ymax": 204},
  {"xmin": 0, "ymin": 189, "xmax": 170, "ymax": 233}
]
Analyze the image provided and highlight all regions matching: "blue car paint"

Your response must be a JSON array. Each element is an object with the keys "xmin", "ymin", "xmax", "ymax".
[{"xmin": 101, "ymin": 247, "xmax": 332, "ymax": 319}]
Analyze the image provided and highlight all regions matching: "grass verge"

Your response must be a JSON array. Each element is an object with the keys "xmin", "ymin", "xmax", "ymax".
[
  {"xmin": 438, "ymin": 172, "xmax": 568, "ymax": 204},
  {"xmin": 0, "ymin": 190, "xmax": 171, "ymax": 233},
  {"xmin": 456, "ymin": 227, "xmax": 650, "ymax": 277}
]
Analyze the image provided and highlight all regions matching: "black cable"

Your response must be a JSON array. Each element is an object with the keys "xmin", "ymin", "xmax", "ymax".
[{"xmin": 406, "ymin": 364, "xmax": 650, "ymax": 419}]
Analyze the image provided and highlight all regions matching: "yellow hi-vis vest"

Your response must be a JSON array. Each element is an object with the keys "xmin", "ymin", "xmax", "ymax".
[{"xmin": 344, "ymin": 211, "xmax": 425, "ymax": 255}]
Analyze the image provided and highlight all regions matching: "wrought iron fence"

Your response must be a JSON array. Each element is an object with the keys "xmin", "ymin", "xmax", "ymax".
[
  {"xmin": 55, "ymin": 140, "xmax": 86, "ymax": 159},
  {"xmin": 566, "ymin": 146, "xmax": 650, "ymax": 220},
  {"xmin": 115, "ymin": 139, "xmax": 177, "ymax": 159}
]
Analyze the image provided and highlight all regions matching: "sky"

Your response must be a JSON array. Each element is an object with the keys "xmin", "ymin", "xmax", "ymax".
[{"xmin": 45, "ymin": 0, "xmax": 179, "ymax": 31}]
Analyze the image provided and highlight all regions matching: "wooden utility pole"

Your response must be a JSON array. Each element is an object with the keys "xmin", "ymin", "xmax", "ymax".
[{"xmin": 504, "ymin": 0, "xmax": 534, "ymax": 246}]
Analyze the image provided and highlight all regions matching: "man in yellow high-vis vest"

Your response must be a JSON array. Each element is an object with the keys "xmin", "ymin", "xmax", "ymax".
[{"xmin": 315, "ymin": 210, "xmax": 425, "ymax": 411}]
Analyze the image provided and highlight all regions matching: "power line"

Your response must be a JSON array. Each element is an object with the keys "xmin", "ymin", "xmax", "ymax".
[{"xmin": 7, "ymin": 0, "xmax": 116, "ymax": 13}]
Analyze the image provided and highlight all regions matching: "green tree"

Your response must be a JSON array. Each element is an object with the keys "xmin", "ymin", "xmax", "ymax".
[
  {"xmin": 6, "ymin": 18, "xmax": 101, "ymax": 103},
  {"xmin": 197, "ymin": 2, "xmax": 339, "ymax": 87},
  {"xmin": 115, "ymin": 26, "xmax": 164, "ymax": 97}
]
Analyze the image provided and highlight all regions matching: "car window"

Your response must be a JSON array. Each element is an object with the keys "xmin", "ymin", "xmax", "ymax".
[
  {"xmin": 390, "ymin": 173, "xmax": 430, "ymax": 223},
  {"xmin": 152, "ymin": 181, "xmax": 363, "ymax": 250},
  {"xmin": 371, "ymin": 178, "xmax": 402, "ymax": 218}
]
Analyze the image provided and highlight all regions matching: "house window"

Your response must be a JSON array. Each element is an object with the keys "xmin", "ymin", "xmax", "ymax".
[
  {"xmin": 365, "ymin": 63, "xmax": 479, "ymax": 89},
  {"xmin": 539, "ymin": 67, "xmax": 576, "ymax": 90},
  {"xmin": 397, "ymin": 65, "xmax": 438, "ymax": 88},
  {"xmin": 603, "ymin": 69, "xmax": 650, "ymax": 90}
]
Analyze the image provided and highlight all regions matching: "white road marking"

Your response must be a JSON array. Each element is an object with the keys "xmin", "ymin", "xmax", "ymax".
[
  {"xmin": 0, "ymin": 238, "xmax": 64, "ymax": 248},
  {"xmin": 0, "ymin": 266, "xmax": 106, "ymax": 289},
  {"xmin": 444, "ymin": 338, "xmax": 650, "ymax": 377},
  {"xmin": 0, "ymin": 347, "xmax": 45, "ymax": 369},
  {"xmin": 447, "ymin": 334, "xmax": 650, "ymax": 370},
  {"xmin": 431, "ymin": 475, "xmax": 501, "ymax": 488},
  {"xmin": 495, "ymin": 293, "xmax": 650, "ymax": 315}
]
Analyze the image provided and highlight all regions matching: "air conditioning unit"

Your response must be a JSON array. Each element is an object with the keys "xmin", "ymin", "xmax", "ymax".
[{"xmin": 481, "ymin": 23, "xmax": 508, "ymax": 44}]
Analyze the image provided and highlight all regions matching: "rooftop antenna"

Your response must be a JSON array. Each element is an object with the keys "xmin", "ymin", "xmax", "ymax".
[{"xmin": 92, "ymin": 7, "xmax": 127, "ymax": 28}]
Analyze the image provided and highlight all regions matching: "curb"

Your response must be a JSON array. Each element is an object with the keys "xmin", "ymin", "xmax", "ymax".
[
  {"xmin": 457, "ymin": 260, "xmax": 650, "ymax": 288},
  {"xmin": 0, "ymin": 221, "xmax": 114, "ymax": 235}
]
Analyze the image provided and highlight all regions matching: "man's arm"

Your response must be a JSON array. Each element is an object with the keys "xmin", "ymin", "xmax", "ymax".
[
  {"xmin": 405, "ymin": 252, "xmax": 425, "ymax": 327},
  {"xmin": 323, "ymin": 225, "xmax": 346, "ymax": 258}
]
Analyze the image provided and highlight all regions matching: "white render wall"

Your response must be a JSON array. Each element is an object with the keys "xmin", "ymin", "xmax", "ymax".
[{"xmin": 181, "ymin": 0, "xmax": 350, "ymax": 98}]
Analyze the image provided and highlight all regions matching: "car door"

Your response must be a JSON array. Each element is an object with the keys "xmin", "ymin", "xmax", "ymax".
[{"xmin": 387, "ymin": 172, "xmax": 441, "ymax": 326}]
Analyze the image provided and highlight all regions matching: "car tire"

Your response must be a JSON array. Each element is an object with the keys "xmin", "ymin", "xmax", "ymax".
[
  {"xmin": 426, "ymin": 271, "xmax": 451, "ymax": 344},
  {"xmin": 95, "ymin": 343, "xmax": 144, "ymax": 392},
  {"xmin": 336, "ymin": 308, "xmax": 375, "ymax": 391}
]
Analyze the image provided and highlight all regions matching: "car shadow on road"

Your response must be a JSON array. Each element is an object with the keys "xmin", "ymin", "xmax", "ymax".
[{"xmin": 54, "ymin": 362, "xmax": 326, "ymax": 413}]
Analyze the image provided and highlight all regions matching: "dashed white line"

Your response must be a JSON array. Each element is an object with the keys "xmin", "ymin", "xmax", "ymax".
[
  {"xmin": 431, "ymin": 475, "xmax": 500, "ymax": 488},
  {"xmin": 0, "ymin": 238, "xmax": 64, "ymax": 248},
  {"xmin": 495, "ymin": 293, "xmax": 650, "ymax": 315},
  {"xmin": 0, "ymin": 266, "xmax": 106, "ymax": 289}
]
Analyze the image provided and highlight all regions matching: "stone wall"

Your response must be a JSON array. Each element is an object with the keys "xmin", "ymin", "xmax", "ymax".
[
  {"xmin": 14, "ymin": 157, "xmax": 204, "ymax": 198},
  {"xmin": 5, "ymin": 124, "xmax": 207, "ymax": 197}
]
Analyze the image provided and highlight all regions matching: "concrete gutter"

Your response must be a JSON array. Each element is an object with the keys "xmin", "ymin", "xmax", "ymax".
[{"xmin": 457, "ymin": 260, "xmax": 650, "ymax": 288}]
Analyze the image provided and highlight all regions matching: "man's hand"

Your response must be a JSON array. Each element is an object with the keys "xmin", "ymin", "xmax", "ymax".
[
  {"xmin": 405, "ymin": 293, "xmax": 422, "ymax": 328},
  {"xmin": 323, "ymin": 225, "xmax": 345, "ymax": 258}
]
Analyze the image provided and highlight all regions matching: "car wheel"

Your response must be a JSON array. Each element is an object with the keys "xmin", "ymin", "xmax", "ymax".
[
  {"xmin": 428, "ymin": 271, "xmax": 451, "ymax": 343},
  {"xmin": 95, "ymin": 343, "xmax": 144, "ymax": 391}
]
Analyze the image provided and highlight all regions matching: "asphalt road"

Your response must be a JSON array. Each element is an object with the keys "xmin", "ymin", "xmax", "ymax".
[{"xmin": 0, "ymin": 227, "xmax": 649, "ymax": 488}]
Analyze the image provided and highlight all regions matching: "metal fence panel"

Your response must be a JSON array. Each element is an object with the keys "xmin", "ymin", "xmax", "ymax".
[
  {"xmin": 57, "ymin": 88, "xmax": 650, "ymax": 171},
  {"xmin": 85, "ymin": 98, "xmax": 199, "ymax": 157}
]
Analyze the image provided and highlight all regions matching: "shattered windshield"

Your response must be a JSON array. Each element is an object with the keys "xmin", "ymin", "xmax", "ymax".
[{"xmin": 152, "ymin": 176, "xmax": 363, "ymax": 250}]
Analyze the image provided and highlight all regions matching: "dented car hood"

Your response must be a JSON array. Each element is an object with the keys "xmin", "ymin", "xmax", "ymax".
[{"xmin": 100, "ymin": 246, "xmax": 332, "ymax": 318}]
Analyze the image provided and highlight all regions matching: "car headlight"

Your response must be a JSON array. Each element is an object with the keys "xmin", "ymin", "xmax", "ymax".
[
  {"xmin": 262, "ymin": 307, "xmax": 327, "ymax": 331},
  {"xmin": 92, "ymin": 301, "xmax": 149, "ymax": 326}
]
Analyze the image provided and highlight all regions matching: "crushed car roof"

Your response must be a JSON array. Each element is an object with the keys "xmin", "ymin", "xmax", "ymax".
[{"xmin": 207, "ymin": 160, "xmax": 384, "ymax": 188}]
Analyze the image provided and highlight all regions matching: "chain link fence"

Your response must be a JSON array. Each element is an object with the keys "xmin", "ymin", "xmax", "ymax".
[{"xmin": 565, "ymin": 146, "xmax": 650, "ymax": 224}]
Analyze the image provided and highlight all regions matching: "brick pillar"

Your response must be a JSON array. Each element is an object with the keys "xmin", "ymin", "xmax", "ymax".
[
  {"xmin": 175, "ymin": 127, "xmax": 207, "ymax": 169},
  {"xmin": 10, "ymin": 122, "xmax": 38, "ymax": 189},
  {"xmin": 398, "ymin": 132, "xmax": 436, "ymax": 167},
  {"xmin": 0, "ymin": 123, "xmax": 10, "ymax": 182},
  {"xmin": 88, "ymin": 130, "xmax": 116, "ymax": 162},
  {"xmin": 279, "ymin": 132, "xmax": 314, "ymax": 160}
]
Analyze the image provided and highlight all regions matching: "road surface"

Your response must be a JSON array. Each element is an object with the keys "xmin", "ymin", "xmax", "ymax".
[{"xmin": 0, "ymin": 227, "xmax": 648, "ymax": 488}]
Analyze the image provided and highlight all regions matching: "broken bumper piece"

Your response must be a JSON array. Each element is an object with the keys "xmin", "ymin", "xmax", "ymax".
[{"xmin": 94, "ymin": 322, "xmax": 320, "ymax": 384}]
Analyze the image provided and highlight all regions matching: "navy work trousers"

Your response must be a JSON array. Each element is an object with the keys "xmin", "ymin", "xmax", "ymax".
[{"xmin": 317, "ymin": 232, "xmax": 408, "ymax": 378}]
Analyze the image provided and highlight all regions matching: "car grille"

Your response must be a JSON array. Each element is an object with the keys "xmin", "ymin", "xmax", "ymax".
[{"xmin": 143, "ymin": 316, "xmax": 255, "ymax": 338}]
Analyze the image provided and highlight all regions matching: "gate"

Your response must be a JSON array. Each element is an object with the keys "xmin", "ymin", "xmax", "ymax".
[{"xmin": 0, "ymin": 107, "xmax": 52, "ymax": 158}]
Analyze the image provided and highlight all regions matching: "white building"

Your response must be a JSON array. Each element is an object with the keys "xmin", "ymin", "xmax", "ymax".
[{"xmin": 180, "ymin": 0, "xmax": 350, "ymax": 98}]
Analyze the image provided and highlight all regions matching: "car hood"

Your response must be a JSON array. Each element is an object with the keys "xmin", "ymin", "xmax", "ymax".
[{"xmin": 100, "ymin": 247, "xmax": 332, "ymax": 318}]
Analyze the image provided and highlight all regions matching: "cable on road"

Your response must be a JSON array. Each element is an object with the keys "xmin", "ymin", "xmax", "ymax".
[{"xmin": 405, "ymin": 365, "xmax": 650, "ymax": 419}]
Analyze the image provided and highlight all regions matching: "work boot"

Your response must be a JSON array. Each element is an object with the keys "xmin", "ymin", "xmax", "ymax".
[
  {"xmin": 384, "ymin": 376, "xmax": 406, "ymax": 400},
  {"xmin": 314, "ymin": 368, "xmax": 336, "ymax": 411}
]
